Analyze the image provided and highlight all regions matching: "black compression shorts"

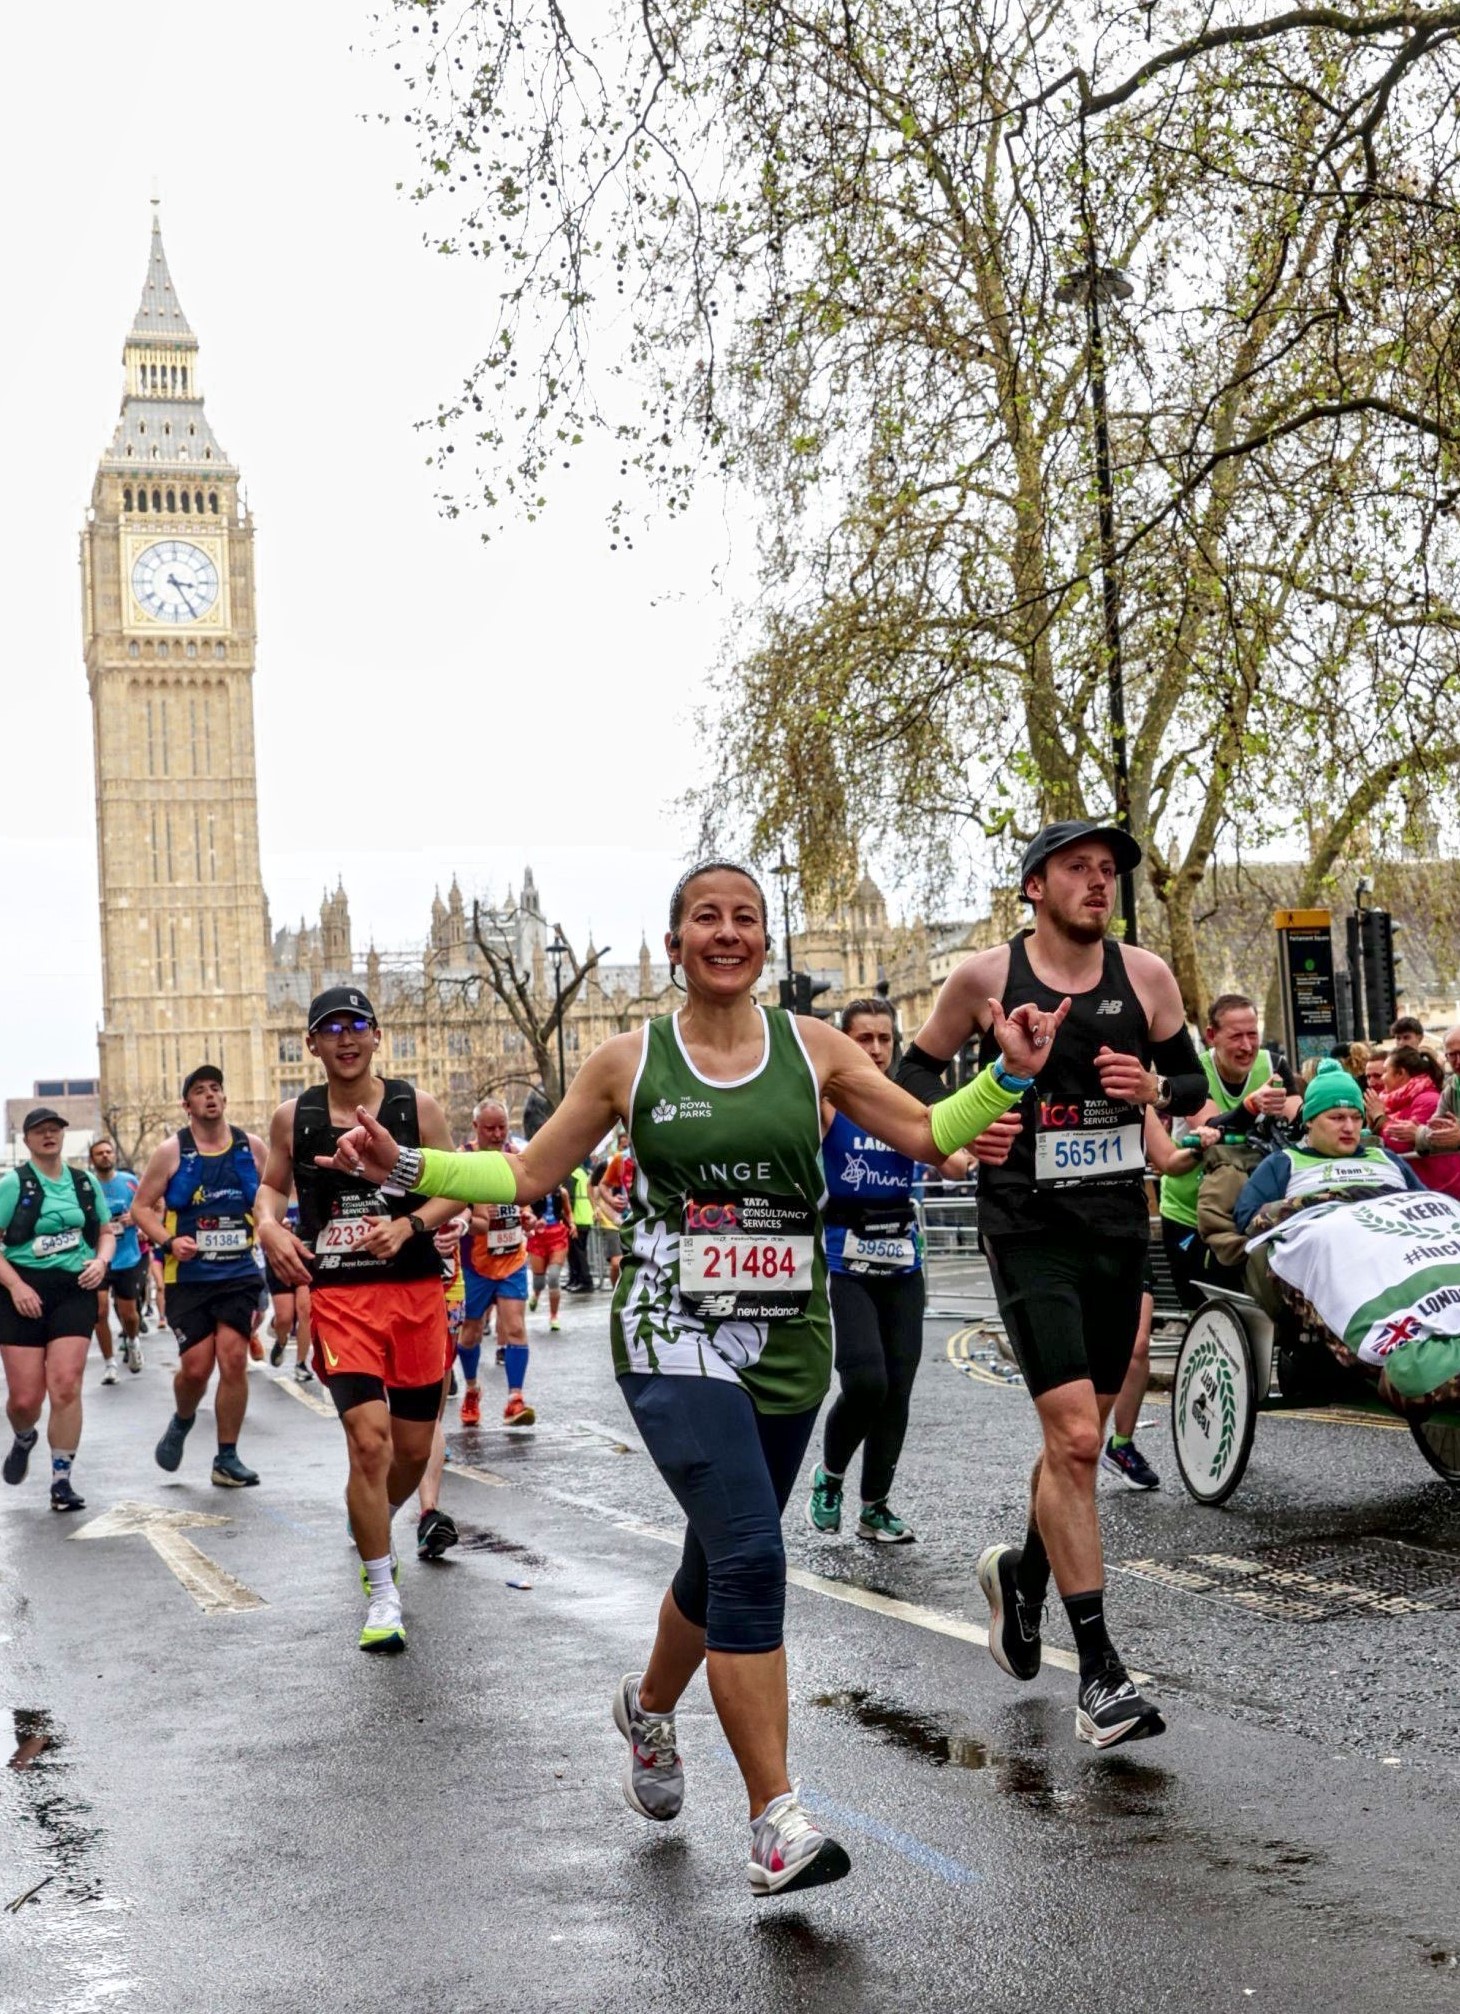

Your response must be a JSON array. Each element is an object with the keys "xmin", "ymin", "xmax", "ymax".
[
  {"xmin": 984, "ymin": 1234, "xmax": 1147, "ymax": 1399},
  {"xmin": 0, "ymin": 1266, "xmax": 97, "ymax": 1347},
  {"xmin": 168, "ymin": 1282, "xmax": 260, "ymax": 1352}
]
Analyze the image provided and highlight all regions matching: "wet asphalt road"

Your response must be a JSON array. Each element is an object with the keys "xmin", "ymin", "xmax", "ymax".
[{"xmin": 2, "ymin": 1286, "xmax": 1460, "ymax": 2014}]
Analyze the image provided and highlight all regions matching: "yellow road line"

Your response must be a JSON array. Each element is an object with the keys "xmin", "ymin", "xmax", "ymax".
[{"xmin": 945, "ymin": 1325, "xmax": 1018, "ymax": 1388}]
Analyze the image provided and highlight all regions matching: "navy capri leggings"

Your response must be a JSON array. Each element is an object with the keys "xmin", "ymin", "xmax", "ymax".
[{"xmin": 618, "ymin": 1373, "xmax": 819, "ymax": 1654}]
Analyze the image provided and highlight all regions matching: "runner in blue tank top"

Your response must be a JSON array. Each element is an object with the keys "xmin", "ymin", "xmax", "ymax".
[
  {"xmin": 132, "ymin": 1065, "xmax": 268, "ymax": 1489},
  {"xmin": 807, "ymin": 997, "xmax": 1022, "ymax": 1544}
]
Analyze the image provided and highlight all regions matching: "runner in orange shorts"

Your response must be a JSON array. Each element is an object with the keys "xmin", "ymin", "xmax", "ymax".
[{"xmin": 254, "ymin": 986, "xmax": 464, "ymax": 1655}]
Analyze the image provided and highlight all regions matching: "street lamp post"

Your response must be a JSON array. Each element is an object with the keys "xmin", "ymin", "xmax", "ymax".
[
  {"xmin": 772, "ymin": 851, "xmax": 796, "ymax": 987},
  {"xmin": 548, "ymin": 933, "xmax": 568, "ymax": 1103},
  {"xmin": 1056, "ymin": 255, "xmax": 1139, "ymax": 944}
]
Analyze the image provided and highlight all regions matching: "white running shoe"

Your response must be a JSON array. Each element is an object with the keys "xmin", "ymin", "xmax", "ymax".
[
  {"xmin": 358, "ymin": 1594, "xmax": 406, "ymax": 1655},
  {"xmin": 101, "ymin": 1361, "xmax": 119, "ymax": 1386},
  {"xmin": 747, "ymin": 1787, "xmax": 851, "ymax": 1896}
]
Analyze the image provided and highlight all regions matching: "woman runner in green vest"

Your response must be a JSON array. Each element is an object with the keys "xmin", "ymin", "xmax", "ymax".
[{"xmin": 315, "ymin": 861, "xmax": 1068, "ymax": 1895}]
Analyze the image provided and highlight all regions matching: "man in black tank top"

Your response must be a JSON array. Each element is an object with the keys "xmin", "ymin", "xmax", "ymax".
[
  {"xmin": 896, "ymin": 821, "xmax": 1204, "ymax": 1750},
  {"xmin": 254, "ymin": 987, "xmax": 464, "ymax": 1657}
]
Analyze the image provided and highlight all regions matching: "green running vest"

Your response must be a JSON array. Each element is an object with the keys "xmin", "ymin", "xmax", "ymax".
[
  {"xmin": 609, "ymin": 1007, "xmax": 831, "ymax": 1414},
  {"xmin": 1159, "ymin": 1048, "xmax": 1274, "ymax": 1228}
]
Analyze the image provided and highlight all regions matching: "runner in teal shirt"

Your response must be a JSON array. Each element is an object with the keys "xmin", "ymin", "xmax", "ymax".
[{"xmin": 0, "ymin": 1108, "xmax": 115, "ymax": 1512}]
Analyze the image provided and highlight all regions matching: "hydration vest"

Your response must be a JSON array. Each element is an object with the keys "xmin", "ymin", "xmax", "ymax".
[{"xmin": 3, "ymin": 1165, "xmax": 101, "ymax": 1252}]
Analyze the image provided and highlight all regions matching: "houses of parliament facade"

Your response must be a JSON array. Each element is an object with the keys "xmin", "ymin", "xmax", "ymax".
[{"xmin": 83, "ymin": 211, "xmax": 991, "ymax": 1154}]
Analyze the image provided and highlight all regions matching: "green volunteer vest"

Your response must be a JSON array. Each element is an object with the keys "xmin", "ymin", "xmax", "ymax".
[
  {"xmin": 1160, "ymin": 1048, "xmax": 1274, "ymax": 1229},
  {"xmin": 568, "ymin": 1165, "xmax": 595, "ymax": 1228},
  {"xmin": 609, "ymin": 1006, "xmax": 831, "ymax": 1414}
]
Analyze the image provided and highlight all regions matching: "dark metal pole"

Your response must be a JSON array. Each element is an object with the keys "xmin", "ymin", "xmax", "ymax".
[
  {"xmin": 1084, "ymin": 271, "xmax": 1138, "ymax": 944},
  {"xmin": 553, "ymin": 954, "xmax": 567, "ymax": 1101},
  {"xmin": 779, "ymin": 853, "xmax": 795, "ymax": 984}
]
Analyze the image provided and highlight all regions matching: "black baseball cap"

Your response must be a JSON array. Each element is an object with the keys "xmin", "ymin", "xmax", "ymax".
[
  {"xmin": 181, "ymin": 1064, "xmax": 225, "ymax": 1099},
  {"xmin": 1019, "ymin": 819, "xmax": 1142, "ymax": 898},
  {"xmin": 21, "ymin": 1106, "xmax": 68, "ymax": 1135},
  {"xmin": 307, "ymin": 985, "xmax": 378, "ymax": 1032}
]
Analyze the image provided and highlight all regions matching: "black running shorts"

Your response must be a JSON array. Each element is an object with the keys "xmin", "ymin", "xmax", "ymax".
[
  {"xmin": 168, "ymin": 1282, "xmax": 261, "ymax": 1352},
  {"xmin": 0, "ymin": 1265, "xmax": 97, "ymax": 1347},
  {"xmin": 984, "ymin": 1234, "xmax": 1148, "ymax": 1398}
]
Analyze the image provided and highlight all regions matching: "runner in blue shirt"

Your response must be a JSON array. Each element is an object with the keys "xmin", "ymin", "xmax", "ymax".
[
  {"xmin": 807, "ymin": 997, "xmax": 1021, "ymax": 1543},
  {"xmin": 88, "ymin": 1138, "xmax": 145, "ymax": 1380}
]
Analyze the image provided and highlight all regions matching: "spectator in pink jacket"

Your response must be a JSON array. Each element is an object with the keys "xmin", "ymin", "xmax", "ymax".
[{"xmin": 1380, "ymin": 1045, "xmax": 1460, "ymax": 1196}]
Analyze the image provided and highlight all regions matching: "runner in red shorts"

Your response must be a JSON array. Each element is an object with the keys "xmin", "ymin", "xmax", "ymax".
[
  {"xmin": 254, "ymin": 986, "xmax": 464, "ymax": 1655},
  {"xmin": 525, "ymin": 1180, "xmax": 573, "ymax": 1332}
]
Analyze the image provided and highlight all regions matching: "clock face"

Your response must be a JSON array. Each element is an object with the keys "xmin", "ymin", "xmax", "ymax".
[{"xmin": 131, "ymin": 540, "xmax": 220, "ymax": 624}]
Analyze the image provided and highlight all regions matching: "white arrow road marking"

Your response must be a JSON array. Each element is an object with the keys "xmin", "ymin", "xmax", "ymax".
[{"xmin": 74, "ymin": 1501, "xmax": 266, "ymax": 1615}]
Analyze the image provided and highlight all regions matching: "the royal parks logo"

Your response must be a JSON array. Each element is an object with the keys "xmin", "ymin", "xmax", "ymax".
[{"xmin": 651, "ymin": 1095, "xmax": 714, "ymax": 1123}]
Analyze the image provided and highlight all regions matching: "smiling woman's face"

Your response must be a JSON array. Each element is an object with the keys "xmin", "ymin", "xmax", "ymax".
[{"xmin": 669, "ymin": 870, "xmax": 768, "ymax": 999}]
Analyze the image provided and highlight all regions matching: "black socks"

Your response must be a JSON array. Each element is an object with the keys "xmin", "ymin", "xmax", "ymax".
[
  {"xmin": 1063, "ymin": 1589, "xmax": 1116, "ymax": 1681},
  {"xmin": 1015, "ymin": 1525, "xmax": 1051, "ymax": 1605}
]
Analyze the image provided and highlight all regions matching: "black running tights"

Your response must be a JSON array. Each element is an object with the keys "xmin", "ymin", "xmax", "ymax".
[{"xmin": 822, "ymin": 1268, "xmax": 926, "ymax": 1504}]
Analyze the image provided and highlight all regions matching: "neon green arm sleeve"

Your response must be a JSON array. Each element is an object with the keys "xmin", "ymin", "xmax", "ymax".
[
  {"xmin": 928, "ymin": 1065, "xmax": 1025, "ymax": 1158},
  {"xmin": 413, "ymin": 1147, "xmax": 519, "ymax": 1206}
]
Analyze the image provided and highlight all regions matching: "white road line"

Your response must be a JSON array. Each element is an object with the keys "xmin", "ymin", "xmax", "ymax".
[
  {"xmin": 446, "ymin": 1460, "xmax": 508, "ymax": 1489},
  {"xmin": 611, "ymin": 1517, "xmax": 1131, "ymax": 1682},
  {"xmin": 74, "ymin": 1501, "xmax": 265, "ymax": 1615},
  {"xmin": 271, "ymin": 1375, "xmax": 336, "ymax": 1420}
]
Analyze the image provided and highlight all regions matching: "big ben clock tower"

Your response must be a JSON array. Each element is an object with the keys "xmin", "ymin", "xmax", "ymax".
[{"xmin": 82, "ymin": 204, "xmax": 270, "ymax": 1142}]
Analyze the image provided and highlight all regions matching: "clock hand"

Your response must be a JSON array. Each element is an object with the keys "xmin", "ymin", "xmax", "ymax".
[{"xmin": 166, "ymin": 572, "xmax": 198, "ymax": 613}]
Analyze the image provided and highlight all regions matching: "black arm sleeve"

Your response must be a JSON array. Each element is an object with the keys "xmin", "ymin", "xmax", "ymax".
[
  {"xmin": 1151, "ymin": 1026, "xmax": 1206, "ymax": 1116},
  {"xmin": 894, "ymin": 1040, "xmax": 954, "ymax": 1107}
]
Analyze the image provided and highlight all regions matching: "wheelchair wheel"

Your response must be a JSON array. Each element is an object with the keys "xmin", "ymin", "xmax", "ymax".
[
  {"xmin": 1172, "ymin": 1302, "xmax": 1258, "ymax": 1506},
  {"xmin": 1410, "ymin": 1411, "xmax": 1460, "ymax": 1489}
]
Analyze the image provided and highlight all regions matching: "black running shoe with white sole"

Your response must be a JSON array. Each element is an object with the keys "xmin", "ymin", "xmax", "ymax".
[
  {"xmin": 977, "ymin": 1543, "xmax": 1042, "ymax": 1681},
  {"xmin": 416, "ymin": 1508, "xmax": 459, "ymax": 1560},
  {"xmin": 1075, "ymin": 1657, "xmax": 1165, "ymax": 1749},
  {"xmin": 50, "ymin": 1477, "xmax": 87, "ymax": 1514}
]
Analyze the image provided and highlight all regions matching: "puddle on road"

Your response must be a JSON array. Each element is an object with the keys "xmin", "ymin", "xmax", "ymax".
[
  {"xmin": 6, "ymin": 1710, "xmax": 105, "ymax": 1906},
  {"xmin": 813, "ymin": 1688, "xmax": 993, "ymax": 1771},
  {"xmin": 455, "ymin": 1525, "xmax": 549, "ymax": 1569}
]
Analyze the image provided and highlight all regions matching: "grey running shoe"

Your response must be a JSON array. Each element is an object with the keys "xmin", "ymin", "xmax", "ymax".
[
  {"xmin": 977, "ymin": 1543, "xmax": 1042, "ymax": 1681},
  {"xmin": 748, "ymin": 1788, "xmax": 851, "ymax": 1896},
  {"xmin": 293, "ymin": 1362, "xmax": 314, "ymax": 1385},
  {"xmin": 3, "ymin": 1432, "xmax": 37, "ymax": 1487},
  {"xmin": 155, "ymin": 1411, "xmax": 196, "ymax": 1473},
  {"xmin": 1076, "ymin": 1658, "xmax": 1165, "ymax": 1750},
  {"xmin": 612, "ymin": 1674, "xmax": 684, "ymax": 1821},
  {"xmin": 128, "ymin": 1339, "xmax": 144, "ymax": 1372},
  {"xmin": 211, "ymin": 1448, "xmax": 259, "ymax": 1488}
]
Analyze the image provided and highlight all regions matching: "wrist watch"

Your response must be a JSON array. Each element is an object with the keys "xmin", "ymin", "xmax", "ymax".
[
  {"xmin": 1154, "ymin": 1075, "xmax": 1172, "ymax": 1110},
  {"xmin": 158, "ymin": 1236, "xmax": 173, "ymax": 1256},
  {"xmin": 407, "ymin": 1213, "xmax": 426, "ymax": 1238}
]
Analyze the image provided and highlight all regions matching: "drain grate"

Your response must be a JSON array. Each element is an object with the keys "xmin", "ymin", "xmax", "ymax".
[{"xmin": 1114, "ymin": 1537, "xmax": 1460, "ymax": 1622}]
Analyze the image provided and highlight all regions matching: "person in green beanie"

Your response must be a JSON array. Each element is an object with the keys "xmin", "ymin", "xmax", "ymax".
[{"xmin": 1232, "ymin": 1057, "xmax": 1423, "ymax": 1237}]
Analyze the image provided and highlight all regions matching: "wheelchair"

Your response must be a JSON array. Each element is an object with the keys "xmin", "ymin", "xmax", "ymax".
[{"xmin": 1170, "ymin": 1281, "xmax": 1460, "ymax": 1505}]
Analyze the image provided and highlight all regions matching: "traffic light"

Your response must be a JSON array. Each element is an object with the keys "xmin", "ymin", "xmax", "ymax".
[
  {"xmin": 778, "ymin": 977, "xmax": 796, "ymax": 1012},
  {"xmin": 794, "ymin": 971, "xmax": 834, "ymax": 1017},
  {"xmin": 1359, "ymin": 907, "xmax": 1399, "ymax": 1038}
]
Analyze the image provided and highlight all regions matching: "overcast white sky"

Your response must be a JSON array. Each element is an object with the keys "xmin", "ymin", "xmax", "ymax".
[{"xmin": 0, "ymin": 2, "xmax": 774, "ymax": 1093}]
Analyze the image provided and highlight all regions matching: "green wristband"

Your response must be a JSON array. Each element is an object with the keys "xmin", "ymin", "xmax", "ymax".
[
  {"xmin": 415, "ymin": 1147, "xmax": 519, "ymax": 1206},
  {"xmin": 928, "ymin": 1064, "xmax": 1024, "ymax": 1159}
]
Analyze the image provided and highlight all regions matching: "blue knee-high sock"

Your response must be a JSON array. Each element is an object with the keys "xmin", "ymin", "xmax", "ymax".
[
  {"xmin": 456, "ymin": 1341, "xmax": 482, "ymax": 1383},
  {"xmin": 503, "ymin": 1343, "xmax": 529, "ymax": 1392}
]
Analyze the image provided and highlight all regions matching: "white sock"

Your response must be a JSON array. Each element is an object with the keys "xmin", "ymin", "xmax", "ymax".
[{"xmin": 363, "ymin": 1555, "xmax": 397, "ymax": 1600}]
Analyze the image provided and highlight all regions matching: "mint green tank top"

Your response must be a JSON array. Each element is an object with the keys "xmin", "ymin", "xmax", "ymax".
[{"xmin": 609, "ymin": 1006, "xmax": 831, "ymax": 1414}]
